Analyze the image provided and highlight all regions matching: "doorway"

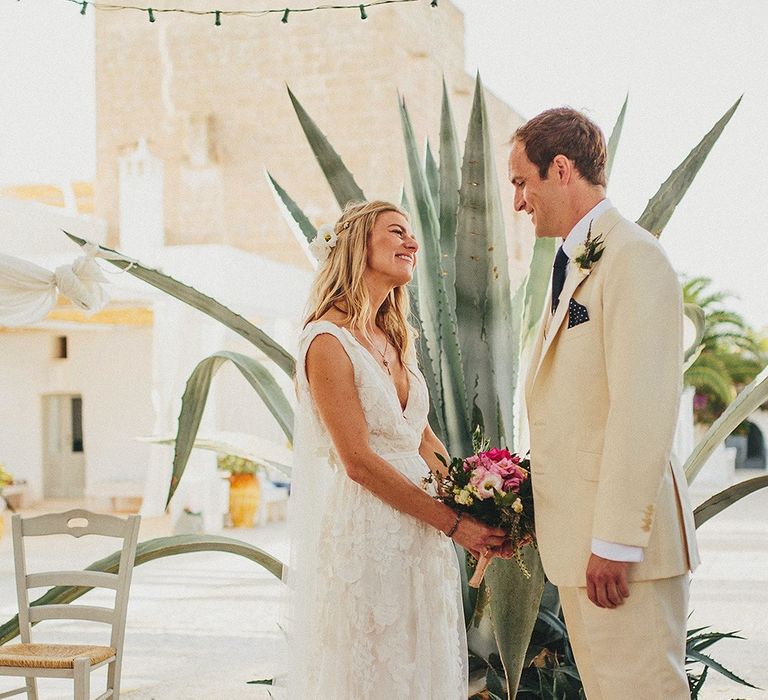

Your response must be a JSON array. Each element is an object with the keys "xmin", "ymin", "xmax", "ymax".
[{"xmin": 42, "ymin": 394, "xmax": 86, "ymax": 499}]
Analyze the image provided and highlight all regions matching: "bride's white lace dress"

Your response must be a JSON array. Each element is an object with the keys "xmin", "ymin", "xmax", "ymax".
[{"xmin": 282, "ymin": 320, "xmax": 468, "ymax": 699}]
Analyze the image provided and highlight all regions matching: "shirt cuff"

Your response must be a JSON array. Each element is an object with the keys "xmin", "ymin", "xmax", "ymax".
[{"xmin": 591, "ymin": 538, "xmax": 644, "ymax": 563}]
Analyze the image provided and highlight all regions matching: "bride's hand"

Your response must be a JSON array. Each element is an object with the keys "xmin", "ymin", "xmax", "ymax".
[{"xmin": 450, "ymin": 515, "xmax": 507, "ymax": 556}]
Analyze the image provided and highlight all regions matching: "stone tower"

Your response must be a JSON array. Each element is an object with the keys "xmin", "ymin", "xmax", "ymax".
[{"xmin": 94, "ymin": 0, "xmax": 531, "ymax": 270}]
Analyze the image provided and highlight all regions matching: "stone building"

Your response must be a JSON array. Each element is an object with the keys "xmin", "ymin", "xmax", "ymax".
[
  {"xmin": 93, "ymin": 0, "xmax": 532, "ymax": 271},
  {"xmin": 1, "ymin": 1, "xmax": 535, "ymax": 518}
]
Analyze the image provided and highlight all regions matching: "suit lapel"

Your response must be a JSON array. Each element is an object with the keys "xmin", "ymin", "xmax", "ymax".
[
  {"xmin": 525, "ymin": 299, "xmax": 549, "ymax": 405},
  {"xmin": 530, "ymin": 267, "xmax": 587, "ymax": 386},
  {"xmin": 529, "ymin": 207, "xmax": 623, "ymax": 390}
]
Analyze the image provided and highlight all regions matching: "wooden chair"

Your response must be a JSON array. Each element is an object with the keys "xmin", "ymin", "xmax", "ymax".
[{"xmin": 0, "ymin": 509, "xmax": 141, "ymax": 699}]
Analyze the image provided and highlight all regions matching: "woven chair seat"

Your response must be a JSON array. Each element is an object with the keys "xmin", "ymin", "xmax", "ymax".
[{"xmin": 0, "ymin": 643, "xmax": 116, "ymax": 669}]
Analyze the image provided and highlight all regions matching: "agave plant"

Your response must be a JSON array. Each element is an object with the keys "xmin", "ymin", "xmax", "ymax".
[
  {"xmin": 685, "ymin": 624, "xmax": 759, "ymax": 698},
  {"xmin": 4, "ymin": 80, "xmax": 760, "ymax": 698}
]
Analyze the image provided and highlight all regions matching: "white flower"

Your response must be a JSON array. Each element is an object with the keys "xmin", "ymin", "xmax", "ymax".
[
  {"xmin": 512, "ymin": 497, "xmax": 523, "ymax": 513},
  {"xmin": 571, "ymin": 243, "xmax": 586, "ymax": 261},
  {"xmin": 475, "ymin": 473, "xmax": 503, "ymax": 500},
  {"xmin": 308, "ymin": 223, "xmax": 338, "ymax": 263},
  {"xmin": 455, "ymin": 488, "xmax": 474, "ymax": 506}
]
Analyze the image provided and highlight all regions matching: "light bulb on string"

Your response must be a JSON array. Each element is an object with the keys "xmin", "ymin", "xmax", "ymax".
[{"xmin": 54, "ymin": 0, "xmax": 439, "ymax": 25}]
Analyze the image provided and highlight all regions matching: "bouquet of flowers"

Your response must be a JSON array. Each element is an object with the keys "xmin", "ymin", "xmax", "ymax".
[{"xmin": 427, "ymin": 433, "xmax": 536, "ymax": 587}]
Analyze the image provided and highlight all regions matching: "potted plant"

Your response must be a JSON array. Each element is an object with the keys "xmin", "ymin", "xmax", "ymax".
[{"xmin": 217, "ymin": 454, "xmax": 262, "ymax": 528}]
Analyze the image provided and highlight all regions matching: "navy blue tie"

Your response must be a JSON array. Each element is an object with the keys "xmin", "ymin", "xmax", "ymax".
[{"xmin": 551, "ymin": 246, "xmax": 568, "ymax": 313}]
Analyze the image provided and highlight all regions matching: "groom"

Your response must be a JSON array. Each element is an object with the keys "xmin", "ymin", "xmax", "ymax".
[{"xmin": 511, "ymin": 108, "xmax": 700, "ymax": 699}]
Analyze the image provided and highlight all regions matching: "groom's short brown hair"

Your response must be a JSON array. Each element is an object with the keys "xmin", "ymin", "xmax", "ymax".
[{"xmin": 513, "ymin": 108, "xmax": 607, "ymax": 187}]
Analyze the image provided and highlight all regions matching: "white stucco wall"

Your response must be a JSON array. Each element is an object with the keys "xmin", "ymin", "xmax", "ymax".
[{"xmin": 0, "ymin": 326, "xmax": 153, "ymax": 502}]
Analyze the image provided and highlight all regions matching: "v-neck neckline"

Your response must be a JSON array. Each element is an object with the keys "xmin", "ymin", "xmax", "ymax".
[{"xmin": 331, "ymin": 323, "xmax": 411, "ymax": 415}]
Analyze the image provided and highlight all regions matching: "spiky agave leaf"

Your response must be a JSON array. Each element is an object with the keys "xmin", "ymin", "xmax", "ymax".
[
  {"xmin": 694, "ymin": 475, "xmax": 768, "ymax": 528},
  {"xmin": 398, "ymin": 102, "xmax": 447, "ymax": 439},
  {"xmin": 637, "ymin": 97, "xmax": 741, "ymax": 237},
  {"xmin": 485, "ymin": 550, "xmax": 545, "ymax": 696},
  {"xmin": 287, "ymin": 86, "xmax": 365, "ymax": 208},
  {"xmin": 454, "ymin": 74, "xmax": 518, "ymax": 445},
  {"xmin": 410, "ymin": 273, "xmax": 448, "ymax": 441},
  {"xmin": 438, "ymin": 77, "xmax": 461, "ymax": 312},
  {"xmin": 141, "ymin": 434, "xmax": 293, "ymax": 479},
  {"xmin": 265, "ymin": 171, "xmax": 317, "ymax": 246},
  {"xmin": 425, "ymin": 139, "xmax": 440, "ymax": 210},
  {"xmin": 167, "ymin": 351, "xmax": 294, "ymax": 507},
  {"xmin": 520, "ymin": 237, "xmax": 557, "ymax": 348},
  {"xmin": 454, "ymin": 77, "xmax": 494, "ymax": 436},
  {"xmin": 399, "ymin": 96, "xmax": 471, "ymax": 455},
  {"xmin": 401, "ymin": 185, "xmax": 446, "ymax": 437},
  {"xmin": 685, "ymin": 647, "xmax": 758, "ymax": 689},
  {"xmin": 605, "ymin": 93, "xmax": 628, "ymax": 182},
  {"xmin": 65, "ymin": 233, "xmax": 296, "ymax": 379},
  {"xmin": 0, "ymin": 535, "xmax": 284, "ymax": 645}
]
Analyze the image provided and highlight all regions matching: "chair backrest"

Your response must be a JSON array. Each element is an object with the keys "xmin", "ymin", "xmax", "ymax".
[{"xmin": 11, "ymin": 509, "xmax": 141, "ymax": 652}]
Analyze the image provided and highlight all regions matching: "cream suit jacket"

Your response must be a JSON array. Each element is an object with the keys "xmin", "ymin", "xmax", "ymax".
[{"xmin": 524, "ymin": 207, "xmax": 700, "ymax": 587}]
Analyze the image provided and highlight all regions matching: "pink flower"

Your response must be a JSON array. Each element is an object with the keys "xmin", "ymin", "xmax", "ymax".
[
  {"xmin": 483, "ymin": 448, "xmax": 512, "ymax": 462},
  {"xmin": 463, "ymin": 454, "xmax": 480, "ymax": 471},
  {"xmin": 469, "ymin": 468, "xmax": 503, "ymax": 500}
]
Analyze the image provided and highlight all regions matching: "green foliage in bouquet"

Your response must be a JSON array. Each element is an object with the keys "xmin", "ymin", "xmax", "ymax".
[{"xmin": 55, "ymin": 83, "xmax": 768, "ymax": 699}]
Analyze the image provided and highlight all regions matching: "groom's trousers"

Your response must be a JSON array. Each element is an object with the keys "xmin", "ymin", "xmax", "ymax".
[{"xmin": 558, "ymin": 574, "xmax": 689, "ymax": 700}]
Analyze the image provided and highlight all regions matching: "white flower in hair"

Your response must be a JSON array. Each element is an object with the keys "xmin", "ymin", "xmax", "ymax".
[{"xmin": 308, "ymin": 223, "xmax": 338, "ymax": 263}]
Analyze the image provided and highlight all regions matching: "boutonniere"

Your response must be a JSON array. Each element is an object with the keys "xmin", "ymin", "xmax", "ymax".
[{"xmin": 570, "ymin": 221, "xmax": 605, "ymax": 276}]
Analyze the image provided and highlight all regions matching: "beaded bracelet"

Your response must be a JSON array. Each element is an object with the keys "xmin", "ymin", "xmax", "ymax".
[{"xmin": 446, "ymin": 511, "xmax": 463, "ymax": 538}]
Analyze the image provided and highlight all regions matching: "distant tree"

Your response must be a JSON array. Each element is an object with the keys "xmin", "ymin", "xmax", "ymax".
[{"xmin": 683, "ymin": 276, "xmax": 766, "ymax": 425}]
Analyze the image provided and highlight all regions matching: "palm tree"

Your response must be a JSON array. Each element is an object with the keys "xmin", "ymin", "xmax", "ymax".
[{"xmin": 682, "ymin": 276, "xmax": 766, "ymax": 423}]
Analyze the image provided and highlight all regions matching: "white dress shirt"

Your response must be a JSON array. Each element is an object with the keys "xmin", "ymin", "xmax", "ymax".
[{"xmin": 561, "ymin": 198, "xmax": 644, "ymax": 564}]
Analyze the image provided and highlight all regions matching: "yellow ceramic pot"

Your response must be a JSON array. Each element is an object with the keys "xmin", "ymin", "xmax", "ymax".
[{"xmin": 228, "ymin": 473, "xmax": 261, "ymax": 528}]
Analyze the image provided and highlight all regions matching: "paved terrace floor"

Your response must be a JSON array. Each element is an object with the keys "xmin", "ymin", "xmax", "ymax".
[{"xmin": 1, "ymin": 473, "xmax": 766, "ymax": 699}]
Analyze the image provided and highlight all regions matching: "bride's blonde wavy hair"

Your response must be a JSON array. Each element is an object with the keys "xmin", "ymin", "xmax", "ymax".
[{"xmin": 304, "ymin": 200, "xmax": 416, "ymax": 365}]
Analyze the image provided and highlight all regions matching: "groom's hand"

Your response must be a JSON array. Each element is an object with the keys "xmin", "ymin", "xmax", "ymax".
[{"xmin": 586, "ymin": 554, "xmax": 631, "ymax": 609}]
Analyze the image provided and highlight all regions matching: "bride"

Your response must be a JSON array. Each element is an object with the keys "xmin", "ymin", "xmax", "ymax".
[{"xmin": 281, "ymin": 200, "xmax": 507, "ymax": 698}]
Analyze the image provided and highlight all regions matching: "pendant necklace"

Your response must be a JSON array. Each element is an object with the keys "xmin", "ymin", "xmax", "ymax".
[{"xmin": 374, "ymin": 336, "xmax": 391, "ymax": 375}]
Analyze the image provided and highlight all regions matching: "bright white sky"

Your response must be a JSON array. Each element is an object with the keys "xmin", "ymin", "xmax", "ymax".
[{"xmin": 1, "ymin": 1, "xmax": 766, "ymax": 328}]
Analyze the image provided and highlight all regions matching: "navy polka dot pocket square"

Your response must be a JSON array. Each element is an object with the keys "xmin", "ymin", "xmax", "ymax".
[{"xmin": 567, "ymin": 299, "xmax": 590, "ymax": 328}]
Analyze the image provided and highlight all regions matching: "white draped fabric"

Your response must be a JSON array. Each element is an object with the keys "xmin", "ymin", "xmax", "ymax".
[{"xmin": 0, "ymin": 243, "xmax": 110, "ymax": 326}]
